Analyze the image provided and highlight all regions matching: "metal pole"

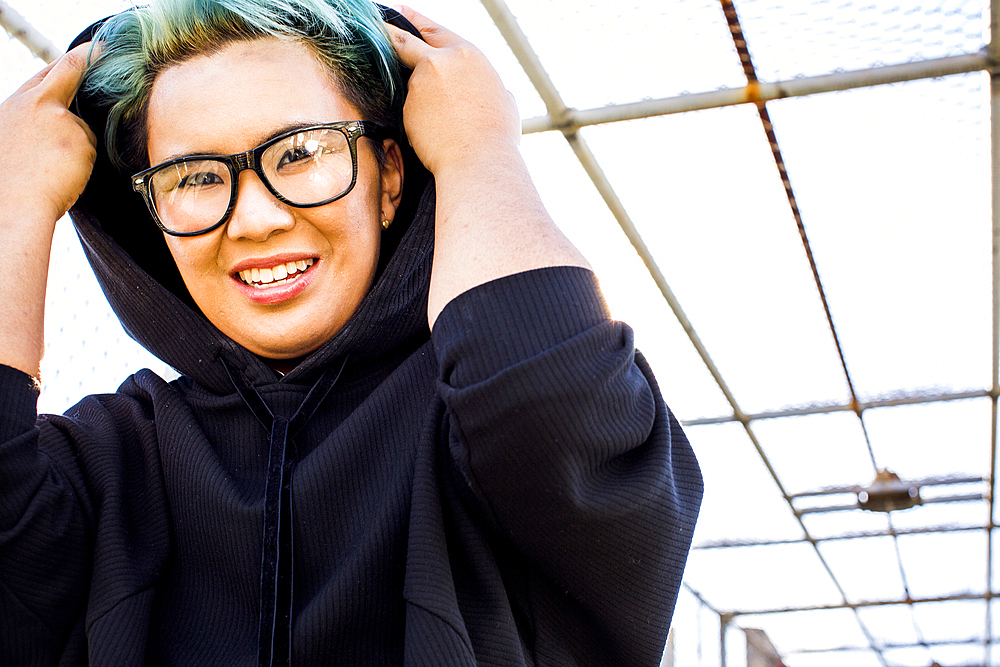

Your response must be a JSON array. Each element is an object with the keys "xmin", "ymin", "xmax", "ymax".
[
  {"xmin": 477, "ymin": 0, "xmax": 568, "ymax": 122},
  {"xmin": 987, "ymin": 1, "xmax": 1000, "ymax": 662},
  {"xmin": 696, "ymin": 523, "xmax": 988, "ymax": 550},
  {"xmin": 723, "ymin": 591, "xmax": 993, "ymax": 617},
  {"xmin": 719, "ymin": 613, "xmax": 730, "ymax": 667},
  {"xmin": 0, "ymin": 0, "xmax": 57, "ymax": 63},
  {"xmin": 683, "ymin": 389, "xmax": 991, "ymax": 426},
  {"xmin": 522, "ymin": 52, "xmax": 988, "ymax": 134}
]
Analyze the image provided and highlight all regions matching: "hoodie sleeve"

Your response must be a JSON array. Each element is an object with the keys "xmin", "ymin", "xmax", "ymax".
[
  {"xmin": 0, "ymin": 364, "xmax": 95, "ymax": 662},
  {"xmin": 0, "ymin": 365, "xmax": 171, "ymax": 666},
  {"xmin": 431, "ymin": 266, "xmax": 703, "ymax": 666}
]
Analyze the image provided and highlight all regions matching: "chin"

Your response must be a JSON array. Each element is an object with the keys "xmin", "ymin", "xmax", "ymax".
[
  {"xmin": 245, "ymin": 339, "xmax": 324, "ymax": 362},
  {"xmin": 239, "ymin": 319, "xmax": 347, "ymax": 361},
  {"xmin": 212, "ymin": 291, "xmax": 362, "ymax": 363}
]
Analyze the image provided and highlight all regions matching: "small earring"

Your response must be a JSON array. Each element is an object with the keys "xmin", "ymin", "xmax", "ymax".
[{"xmin": 382, "ymin": 216, "xmax": 392, "ymax": 230}]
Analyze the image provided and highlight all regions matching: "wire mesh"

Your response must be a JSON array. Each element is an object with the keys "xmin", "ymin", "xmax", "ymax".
[{"xmin": 735, "ymin": 0, "xmax": 985, "ymax": 82}]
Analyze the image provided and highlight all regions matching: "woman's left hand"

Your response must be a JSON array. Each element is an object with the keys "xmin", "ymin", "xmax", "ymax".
[
  {"xmin": 386, "ymin": 5, "xmax": 590, "ymax": 328},
  {"xmin": 386, "ymin": 6, "xmax": 521, "ymax": 177}
]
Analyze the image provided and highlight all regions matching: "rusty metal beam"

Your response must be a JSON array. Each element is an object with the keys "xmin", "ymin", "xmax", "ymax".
[{"xmin": 987, "ymin": 0, "xmax": 1000, "ymax": 662}]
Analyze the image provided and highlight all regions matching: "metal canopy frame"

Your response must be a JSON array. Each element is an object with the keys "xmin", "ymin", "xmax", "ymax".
[
  {"xmin": 3, "ymin": 0, "xmax": 996, "ymax": 664},
  {"xmin": 478, "ymin": 0, "xmax": 1000, "ymax": 664}
]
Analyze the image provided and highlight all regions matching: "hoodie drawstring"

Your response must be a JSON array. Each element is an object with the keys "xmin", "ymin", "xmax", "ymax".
[{"xmin": 221, "ymin": 356, "xmax": 348, "ymax": 667}]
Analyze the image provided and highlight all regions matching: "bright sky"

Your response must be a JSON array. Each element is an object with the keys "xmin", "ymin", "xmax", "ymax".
[{"xmin": 1, "ymin": 1, "xmax": 992, "ymax": 665}]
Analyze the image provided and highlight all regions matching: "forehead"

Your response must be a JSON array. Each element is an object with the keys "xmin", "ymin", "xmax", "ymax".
[{"xmin": 146, "ymin": 37, "xmax": 360, "ymax": 161}]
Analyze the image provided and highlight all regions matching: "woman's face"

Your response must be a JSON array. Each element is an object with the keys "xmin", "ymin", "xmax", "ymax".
[{"xmin": 146, "ymin": 37, "xmax": 403, "ymax": 364}]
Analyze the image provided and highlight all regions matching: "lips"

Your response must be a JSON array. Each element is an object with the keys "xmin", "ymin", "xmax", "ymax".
[{"xmin": 237, "ymin": 258, "xmax": 315, "ymax": 288}]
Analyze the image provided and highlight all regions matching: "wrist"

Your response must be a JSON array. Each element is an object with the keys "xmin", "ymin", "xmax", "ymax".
[
  {"xmin": 0, "ymin": 201, "xmax": 62, "ymax": 239},
  {"xmin": 431, "ymin": 139, "xmax": 524, "ymax": 184}
]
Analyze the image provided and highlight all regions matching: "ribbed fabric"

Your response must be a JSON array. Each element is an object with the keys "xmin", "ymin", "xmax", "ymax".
[
  {"xmin": 0, "ymin": 259, "xmax": 703, "ymax": 666},
  {"xmin": 430, "ymin": 267, "xmax": 702, "ymax": 666},
  {"xmin": 221, "ymin": 356, "xmax": 348, "ymax": 667}
]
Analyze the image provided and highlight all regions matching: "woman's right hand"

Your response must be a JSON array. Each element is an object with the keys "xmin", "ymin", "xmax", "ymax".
[
  {"xmin": 0, "ymin": 42, "xmax": 98, "ymax": 229},
  {"xmin": 0, "ymin": 42, "xmax": 98, "ymax": 379}
]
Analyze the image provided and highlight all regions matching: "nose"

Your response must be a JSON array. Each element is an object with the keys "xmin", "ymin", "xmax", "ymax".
[{"xmin": 225, "ymin": 170, "xmax": 296, "ymax": 242}]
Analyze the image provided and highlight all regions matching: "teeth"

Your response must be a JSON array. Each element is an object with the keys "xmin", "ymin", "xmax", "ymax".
[{"xmin": 238, "ymin": 258, "xmax": 314, "ymax": 286}]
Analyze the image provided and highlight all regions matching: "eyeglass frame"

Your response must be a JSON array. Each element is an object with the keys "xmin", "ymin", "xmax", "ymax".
[{"xmin": 130, "ymin": 120, "xmax": 390, "ymax": 237}]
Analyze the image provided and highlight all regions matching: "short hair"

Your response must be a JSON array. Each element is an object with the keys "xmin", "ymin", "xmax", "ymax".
[{"xmin": 82, "ymin": 0, "xmax": 403, "ymax": 170}]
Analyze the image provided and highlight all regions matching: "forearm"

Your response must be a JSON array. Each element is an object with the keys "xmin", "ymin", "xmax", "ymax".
[
  {"xmin": 427, "ymin": 144, "xmax": 589, "ymax": 327},
  {"xmin": 0, "ymin": 43, "xmax": 98, "ymax": 378},
  {"xmin": 0, "ymin": 210, "xmax": 57, "ymax": 379}
]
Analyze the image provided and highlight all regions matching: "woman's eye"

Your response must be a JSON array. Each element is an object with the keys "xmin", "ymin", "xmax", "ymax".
[
  {"xmin": 177, "ymin": 171, "xmax": 224, "ymax": 189},
  {"xmin": 277, "ymin": 147, "xmax": 316, "ymax": 169}
]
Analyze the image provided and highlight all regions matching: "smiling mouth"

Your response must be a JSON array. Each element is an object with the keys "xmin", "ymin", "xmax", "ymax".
[{"xmin": 237, "ymin": 258, "xmax": 315, "ymax": 288}]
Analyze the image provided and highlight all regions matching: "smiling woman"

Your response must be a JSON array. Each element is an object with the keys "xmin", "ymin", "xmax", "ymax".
[
  {"xmin": 144, "ymin": 37, "xmax": 401, "ymax": 362},
  {"xmin": 0, "ymin": 0, "xmax": 702, "ymax": 665}
]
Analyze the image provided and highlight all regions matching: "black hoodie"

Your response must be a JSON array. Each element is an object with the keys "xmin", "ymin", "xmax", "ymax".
[{"xmin": 0, "ymin": 10, "xmax": 703, "ymax": 667}]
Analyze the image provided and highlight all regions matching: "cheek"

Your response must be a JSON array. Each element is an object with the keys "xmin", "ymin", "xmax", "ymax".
[
  {"xmin": 164, "ymin": 235, "xmax": 224, "ymax": 293},
  {"xmin": 338, "ymin": 178, "xmax": 384, "ymax": 261},
  {"xmin": 337, "ymin": 210, "xmax": 381, "ymax": 282}
]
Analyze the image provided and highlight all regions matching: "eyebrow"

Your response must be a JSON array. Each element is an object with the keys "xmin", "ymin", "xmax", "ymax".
[{"xmin": 158, "ymin": 120, "xmax": 327, "ymax": 163}]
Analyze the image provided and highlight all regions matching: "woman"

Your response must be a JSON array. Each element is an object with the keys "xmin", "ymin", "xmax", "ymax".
[{"xmin": 0, "ymin": 1, "xmax": 702, "ymax": 665}]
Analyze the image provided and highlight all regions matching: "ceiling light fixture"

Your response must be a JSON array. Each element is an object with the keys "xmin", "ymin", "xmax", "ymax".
[{"xmin": 857, "ymin": 469, "xmax": 920, "ymax": 512}]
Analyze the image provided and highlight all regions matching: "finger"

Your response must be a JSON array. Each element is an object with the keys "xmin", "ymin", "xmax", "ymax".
[
  {"xmin": 39, "ymin": 41, "xmax": 96, "ymax": 108},
  {"xmin": 385, "ymin": 23, "xmax": 433, "ymax": 70},
  {"xmin": 392, "ymin": 5, "xmax": 462, "ymax": 48}
]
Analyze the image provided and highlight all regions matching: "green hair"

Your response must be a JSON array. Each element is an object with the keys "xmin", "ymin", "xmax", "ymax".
[{"xmin": 83, "ymin": 0, "xmax": 402, "ymax": 170}]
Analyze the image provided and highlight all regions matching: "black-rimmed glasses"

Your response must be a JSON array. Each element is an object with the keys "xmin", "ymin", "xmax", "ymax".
[{"xmin": 131, "ymin": 121, "xmax": 388, "ymax": 237}]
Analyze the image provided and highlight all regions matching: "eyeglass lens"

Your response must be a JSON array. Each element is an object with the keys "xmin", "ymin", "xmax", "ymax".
[{"xmin": 149, "ymin": 126, "xmax": 355, "ymax": 234}]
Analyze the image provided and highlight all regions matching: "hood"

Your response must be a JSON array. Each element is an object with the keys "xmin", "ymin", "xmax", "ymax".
[{"xmin": 66, "ymin": 8, "xmax": 434, "ymax": 394}]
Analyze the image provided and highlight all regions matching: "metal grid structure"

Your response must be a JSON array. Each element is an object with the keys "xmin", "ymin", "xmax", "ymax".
[
  {"xmin": 1, "ymin": 0, "xmax": 995, "ymax": 665},
  {"xmin": 487, "ymin": 2, "xmax": 994, "ymax": 665},
  {"xmin": 480, "ymin": 2, "xmax": 993, "ymax": 661}
]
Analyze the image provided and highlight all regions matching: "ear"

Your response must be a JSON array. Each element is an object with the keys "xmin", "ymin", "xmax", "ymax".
[{"xmin": 379, "ymin": 138, "xmax": 404, "ymax": 224}]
